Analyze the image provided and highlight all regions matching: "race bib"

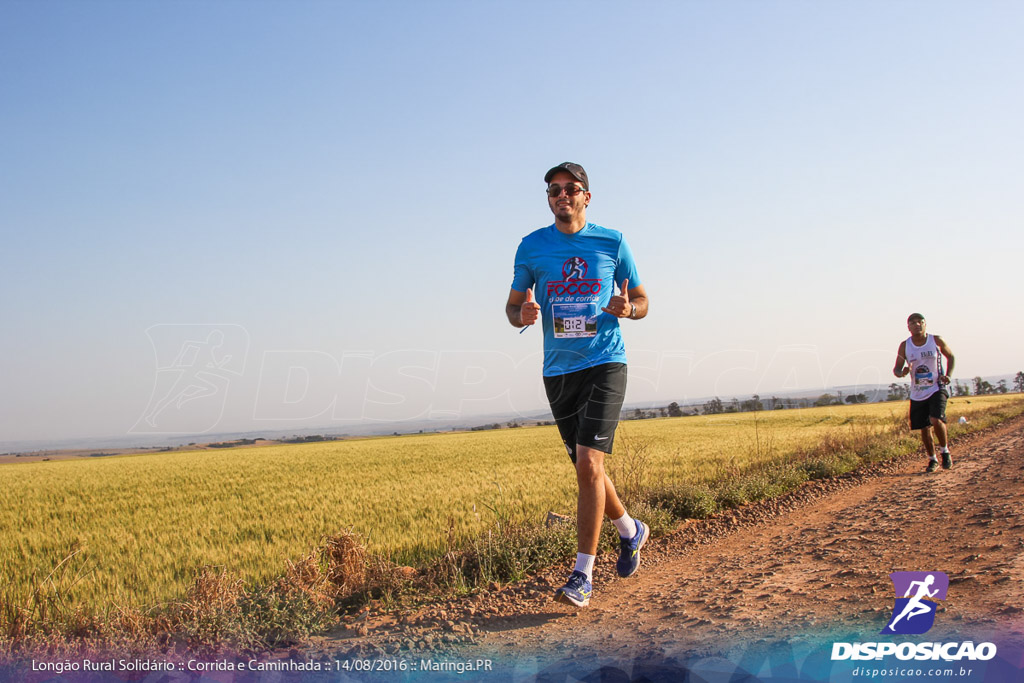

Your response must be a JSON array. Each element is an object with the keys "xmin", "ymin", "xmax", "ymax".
[
  {"xmin": 552, "ymin": 302, "xmax": 598, "ymax": 338},
  {"xmin": 914, "ymin": 367, "xmax": 935, "ymax": 388}
]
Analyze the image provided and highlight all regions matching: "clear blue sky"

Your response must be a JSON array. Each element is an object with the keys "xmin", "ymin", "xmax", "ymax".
[{"xmin": 2, "ymin": 1, "xmax": 1022, "ymax": 446}]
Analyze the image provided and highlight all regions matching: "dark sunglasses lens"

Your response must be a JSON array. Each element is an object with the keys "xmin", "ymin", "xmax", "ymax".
[{"xmin": 547, "ymin": 184, "xmax": 582, "ymax": 197}]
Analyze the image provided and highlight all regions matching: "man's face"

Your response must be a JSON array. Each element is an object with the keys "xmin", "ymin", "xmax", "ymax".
[
  {"xmin": 908, "ymin": 317, "xmax": 927, "ymax": 335},
  {"xmin": 547, "ymin": 170, "xmax": 590, "ymax": 222}
]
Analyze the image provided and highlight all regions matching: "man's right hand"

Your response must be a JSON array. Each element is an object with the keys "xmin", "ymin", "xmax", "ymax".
[{"xmin": 520, "ymin": 288, "xmax": 540, "ymax": 326}]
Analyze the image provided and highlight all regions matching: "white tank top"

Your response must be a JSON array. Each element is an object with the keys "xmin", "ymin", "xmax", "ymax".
[{"xmin": 905, "ymin": 334, "xmax": 943, "ymax": 401}]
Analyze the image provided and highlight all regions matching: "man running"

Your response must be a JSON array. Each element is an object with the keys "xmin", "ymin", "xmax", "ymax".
[
  {"xmin": 505, "ymin": 162, "xmax": 650, "ymax": 607},
  {"xmin": 893, "ymin": 313, "xmax": 956, "ymax": 473}
]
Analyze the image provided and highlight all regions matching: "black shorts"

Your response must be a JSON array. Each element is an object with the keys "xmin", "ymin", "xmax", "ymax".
[
  {"xmin": 909, "ymin": 390, "xmax": 947, "ymax": 430},
  {"xmin": 543, "ymin": 362, "xmax": 627, "ymax": 463}
]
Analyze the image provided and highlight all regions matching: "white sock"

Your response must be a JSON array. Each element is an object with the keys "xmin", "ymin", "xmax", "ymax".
[
  {"xmin": 573, "ymin": 553, "xmax": 595, "ymax": 581},
  {"xmin": 612, "ymin": 513, "xmax": 637, "ymax": 540},
  {"xmin": 929, "ymin": 455, "xmax": 939, "ymax": 462},
  {"xmin": 941, "ymin": 446, "xmax": 950, "ymax": 454}
]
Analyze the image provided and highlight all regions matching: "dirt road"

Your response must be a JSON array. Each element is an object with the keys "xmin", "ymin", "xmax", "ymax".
[{"xmin": 313, "ymin": 416, "xmax": 1024, "ymax": 680}]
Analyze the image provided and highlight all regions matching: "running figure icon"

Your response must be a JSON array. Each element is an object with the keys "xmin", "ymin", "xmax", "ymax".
[
  {"xmin": 886, "ymin": 574, "xmax": 939, "ymax": 632},
  {"xmin": 142, "ymin": 330, "xmax": 232, "ymax": 426},
  {"xmin": 563, "ymin": 256, "xmax": 587, "ymax": 280}
]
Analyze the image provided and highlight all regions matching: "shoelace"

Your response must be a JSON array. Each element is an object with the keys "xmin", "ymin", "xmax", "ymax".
[{"xmin": 566, "ymin": 572, "xmax": 588, "ymax": 589}]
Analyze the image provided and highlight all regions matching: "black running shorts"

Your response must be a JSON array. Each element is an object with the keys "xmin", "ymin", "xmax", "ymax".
[
  {"xmin": 909, "ymin": 389, "xmax": 947, "ymax": 431},
  {"xmin": 542, "ymin": 362, "xmax": 627, "ymax": 463}
]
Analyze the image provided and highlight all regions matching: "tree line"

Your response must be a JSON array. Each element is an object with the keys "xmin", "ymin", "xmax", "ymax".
[{"xmin": 677, "ymin": 372, "xmax": 1024, "ymax": 418}]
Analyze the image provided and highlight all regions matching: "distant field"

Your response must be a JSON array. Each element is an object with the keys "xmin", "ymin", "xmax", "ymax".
[
  {"xmin": 1, "ymin": 395, "xmax": 1020, "ymax": 612},
  {"xmin": 0, "ymin": 439, "xmax": 291, "ymax": 465}
]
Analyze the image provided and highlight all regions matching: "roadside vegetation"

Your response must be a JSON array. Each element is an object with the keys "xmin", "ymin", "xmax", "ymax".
[{"xmin": 2, "ymin": 394, "xmax": 1023, "ymax": 657}]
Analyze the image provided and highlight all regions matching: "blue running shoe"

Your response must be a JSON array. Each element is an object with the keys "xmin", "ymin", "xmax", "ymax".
[
  {"xmin": 554, "ymin": 570, "xmax": 592, "ymax": 607},
  {"xmin": 616, "ymin": 519, "xmax": 649, "ymax": 578}
]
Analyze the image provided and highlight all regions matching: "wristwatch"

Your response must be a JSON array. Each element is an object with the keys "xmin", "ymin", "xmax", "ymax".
[{"xmin": 629, "ymin": 303, "xmax": 637, "ymax": 319}]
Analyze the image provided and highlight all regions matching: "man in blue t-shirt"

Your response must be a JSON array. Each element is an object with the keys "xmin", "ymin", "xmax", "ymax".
[{"xmin": 505, "ymin": 162, "xmax": 651, "ymax": 608}]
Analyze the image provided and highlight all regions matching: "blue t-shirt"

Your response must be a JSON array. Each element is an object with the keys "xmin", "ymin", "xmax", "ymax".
[{"xmin": 511, "ymin": 223, "xmax": 641, "ymax": 377}]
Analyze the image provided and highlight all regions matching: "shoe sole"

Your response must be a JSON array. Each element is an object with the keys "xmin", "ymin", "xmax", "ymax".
[
  {"xmin": 617, "ymin": 522, "xmax": 649, "ymax": 578},
  {"xmin": 554, "ymin": 590, "xmax": 589, "ymax": 608}
]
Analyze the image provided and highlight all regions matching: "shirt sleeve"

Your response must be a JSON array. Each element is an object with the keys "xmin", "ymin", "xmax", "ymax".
[
  {"xmin": 614, "ymin": 234, "xmax": 641, "ymax": 290},
  {"xmin": 511, "ymin": 239, "xmax": 535, "ymax": 292}
]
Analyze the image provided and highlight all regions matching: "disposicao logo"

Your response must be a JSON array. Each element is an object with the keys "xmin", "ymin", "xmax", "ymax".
[
  {"xmin": 831, "ymin": 570, "xmax": 997, "ymax": 663},
  {"xmin": 881, "ymin": 571, "xmax": 948, "ymax": 635}
]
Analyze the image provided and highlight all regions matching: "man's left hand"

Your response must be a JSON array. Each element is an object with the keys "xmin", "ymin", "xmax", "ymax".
[{"xmin": 601, "ymin": 279, "xmax": 632, "ymax": 318}]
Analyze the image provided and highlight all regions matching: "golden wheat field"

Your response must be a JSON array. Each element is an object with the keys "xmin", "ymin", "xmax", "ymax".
[{"xmin": 1, "ymin": 395, "xmax": 1019, "ymax": 612}]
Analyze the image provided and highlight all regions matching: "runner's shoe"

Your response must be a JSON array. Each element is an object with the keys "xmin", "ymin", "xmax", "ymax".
[
  {"xmin": 554, "ymin": 570, "xmax": 592, "ymax": 607},
  {"xmin": 616, "ymin": 519, "xmax": 649, "ymax": 578},
  {"xmin": 926, "ymin": 460, "xmax": 939, "ymax": 473},
  {"xmin": 941, "ymin": 450, "xmax": 952, "ymax": 469}
]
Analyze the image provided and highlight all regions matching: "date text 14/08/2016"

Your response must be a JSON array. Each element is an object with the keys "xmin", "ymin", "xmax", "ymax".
[
  {"xmin": 31, "ymin": 659, "xmax": 494, "ymax": 675},
  {"xmin": 340, "ymin": 658, "xmax": 494, "ymax": 674}
]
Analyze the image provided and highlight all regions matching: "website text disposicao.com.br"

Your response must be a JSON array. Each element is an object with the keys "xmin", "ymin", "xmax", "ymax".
[
  {"xmin": 852, "ymin": 665, "xmax": 979, "ymax": 679},
  {"xmin": 838, "ymin": 640, "xmax": 996, "ymax": 679}
]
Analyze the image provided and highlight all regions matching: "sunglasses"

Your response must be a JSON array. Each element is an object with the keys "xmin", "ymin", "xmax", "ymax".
[{"xmin": 546, "ymin": 183, "xmax": 587, "ymax": 198}]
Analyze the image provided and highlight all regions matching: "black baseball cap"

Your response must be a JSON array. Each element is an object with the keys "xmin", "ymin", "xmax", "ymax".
[
  {"xmin": 544, "ymin": 162, "xmax": 589, "ymax": 190},
  {"xmin": 907, "ymin": 313, "xmax": 925, "ymax": 322}
]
